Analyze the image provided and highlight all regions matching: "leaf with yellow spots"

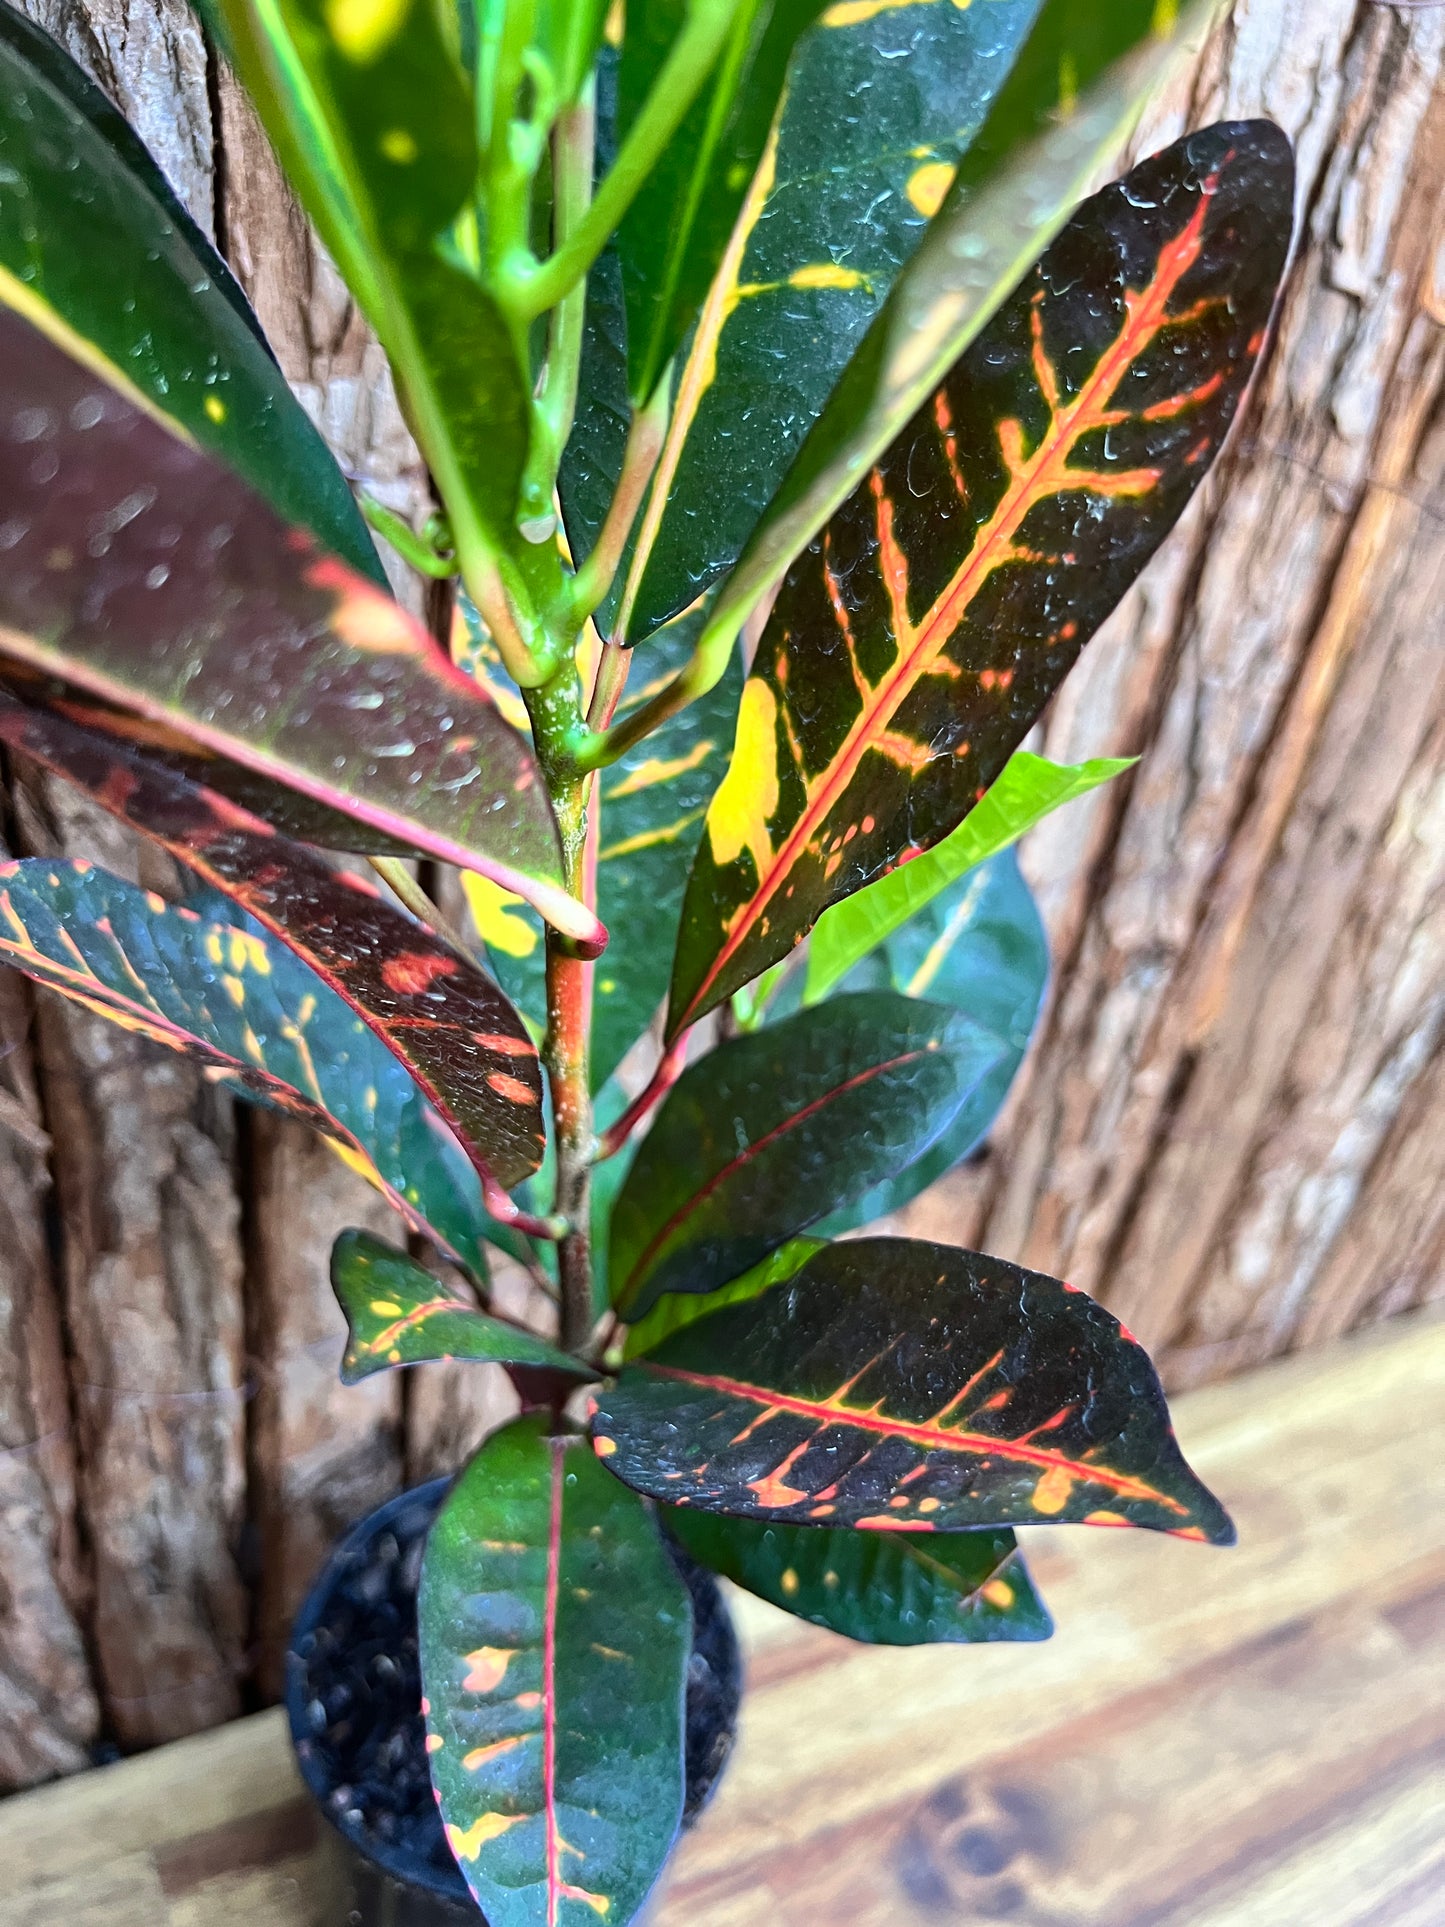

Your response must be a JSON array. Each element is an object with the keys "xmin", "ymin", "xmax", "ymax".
[
  {"xmin": 201, "ymin": 0, "xmax": 535, "ymax": 548},
  {"xmin": 0, "ymin": 307, "xmax": 595, "ymax": 947},
  {"xmin": 419, "ymin": 1417, "xmax": 690, "ymax": 1927},
  {"xmin": 664, "ymin": 1513, "xmax": 1052, "ymax": 1645},
  {"xmin": 615, "ymin": 1, "xmax": 830, "ymax": 404},
  {"xmin": 694, "ymin": 0, "xmax": 1231, "ymax": 661},
  {"xmin": 331, "ymin": 1230, "xmax": 589, "ymax": 1384},
  {"xmin": 0, "ymin": 6, "xmax": 382, "ymax": 582},
  {"xmin": 0, "ymin": 691, "xmax": 547, "ymax": 1188},
  {"xmin": 592, "ymin": 1238, "xmax": 1236, "ymax": 1542},
  {"xmin": 566, "ymin": 0, "xmax": 1040, "ymax": 637},
  {"xmin": 668, "ymin": 121, "xmax": 1293, "ymax": 1031},
  {"xmin": 609, "ymin": 991, "xmax": 1006, "ymax": 1319},
  {"xmin": 0, "ymin": 859, "xmax": 494, "ymax": 1274}
]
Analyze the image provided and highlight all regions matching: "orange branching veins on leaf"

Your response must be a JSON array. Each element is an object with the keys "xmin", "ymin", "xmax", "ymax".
[{"xmin": 669, "ymin": 127, "xmax": 1294, "ymax": 1034}]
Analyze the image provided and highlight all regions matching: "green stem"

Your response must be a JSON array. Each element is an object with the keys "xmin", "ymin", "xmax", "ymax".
[
  {"xmin": 359, "ymin": 496, "xmax": 458, "ymax": 579},
  {"xmin": 524, "ymin": 664, "xmax": 598, "ymax": 1351},
  {"xmin": 505, "ymin": 0, "xmax": 740, "ymax": 321},
  {"xmin": 569, "ymin": 374, "xmax": 672, "ymax": 627},
  {"xmin": 571, "ymin": 597, "xmax": 742, "ymax": 770}
]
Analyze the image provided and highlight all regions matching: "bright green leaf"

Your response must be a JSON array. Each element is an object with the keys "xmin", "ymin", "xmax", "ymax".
[
  {"xmin": 806, "ymin": 750, "xmax": 1129, "ymax": 1003},
  {"xmin": 622, "ymin": 1236, "xmax": 824, "ymax": 1359}
]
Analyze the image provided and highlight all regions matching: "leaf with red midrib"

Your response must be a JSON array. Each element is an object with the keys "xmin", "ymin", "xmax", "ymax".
[
  {"xmin": 0, "ymin": 858, "xmax": 493, "ymax": 1269},
  {"xmin": 0, "ymin": 305, "xmax": 601, "ymax": 949},
  {"xmin": 0, "ymin": 690, "xmax": 545, "ymax": 1187},
  {"xmin": 668, "ymin": 122, "xmax": 1294, "ymax": 1034},
  {"xmin": 418, "ymin": 1418, "xmax": 689, "ymax": 1927},
  {"xmin": 592, "ymin": 1238, "xmax": 1235, "ymax": 1544}
]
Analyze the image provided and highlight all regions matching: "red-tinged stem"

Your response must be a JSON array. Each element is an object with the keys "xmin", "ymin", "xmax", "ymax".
[
  {"xmin": 480, "ymin": 1169, "xmax": 567, "ymax": 1245},
  {"xmin": 586, "ymin": 638, "xmax": 631, "ymax": 733},
  {"xmin": 594, "ymin": 1032, "xmax": 689, "ymax": 1163}
]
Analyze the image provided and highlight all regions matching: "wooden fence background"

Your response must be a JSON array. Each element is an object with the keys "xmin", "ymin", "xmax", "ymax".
[{"xmin": 0, "ymin": 0, "xmax": 1440, "ymax": 1793}]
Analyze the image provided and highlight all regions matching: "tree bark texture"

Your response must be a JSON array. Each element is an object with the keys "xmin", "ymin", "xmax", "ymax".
[{"xmin": 0, "ymin": 0, "xmax": 1439, "ymax": 1787}]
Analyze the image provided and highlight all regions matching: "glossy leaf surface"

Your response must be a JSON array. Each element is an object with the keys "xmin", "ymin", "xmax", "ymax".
[
  {"xmin": 610, "ymin": 992, "xmax": 1004, "ymax": 1318},
  {"xmin": 624, "ymin": 0, "xmax": 1039, "ymax": 637},
  {"xmin": 816, "ymin": 850, "xmax": 1047, "ymax": 1231},
  {"xmin": 468, "ymin": 610, "xmax": 744, "ymax": 1086},
  {"xmin": 665, "ymin": 1512, "xmax": 1051, "ymax": 1645},
  {"xmin": 419, "ymin": 1417, "xmax": 689, "ymax": 1927},
  {"xmin": 670, "ymin": 120, "xmax": 1293, "ymax": 1030},
  {"xmin": 0, "ymin": 692, "xmax": 546, "ymax": 1186},
  {"xmin": 806, "ymin": 750, "xmax": 1127, "ymax": 1003},
  {"xmin": 0, "ymin": 4, "xmax": 382, "ymax": 581},
  {"xmin": 616, "ymin": 0, "xmax": 826, "ymax": 404},
  {"xmin": 593, "ymin": 1238, "xmax": 1235, "ymax": 1542},
  {"xmin": 0, "ymin": 860, "xmax": 492, "ymax": 1270},
  {"xmin": 332, "ymin": 1230, "xmax": 586, "ymax": 1383},
  {"xmin": 0, "ymin": 309, "xmax": 599, "ymax": 944},
  {"xmin": 209, "ymin": 0, "xmax": 532, "ymax": 546},
  {"xmin": 622, "ymin": 1236, "xmax": 824, "ymax": 1360},
  {"xmin": 700, "ymin": 0, "xmax": 1225, "ymax": 655}
]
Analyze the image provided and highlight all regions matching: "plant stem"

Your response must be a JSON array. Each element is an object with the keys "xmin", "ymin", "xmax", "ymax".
[
  {"xmin": 367, "ymin": 856, "xmax": 475, "ymax": 959},
  {"xmin": 569, "ymin": 377, "xmax": 672, "ymax": 626},
  {"xmin": 524, "ymin": 662, "xmax": 600, "ymax": 1351},
  {"xmin": 507, "ymin": 1, "xmax": 739, "ymax": 320},
  {"xmin": 594, "ymin": 1032, "xmax": 689, "ymax": 1161},
  {"xmin": 572, "ymin": 598, "xmax": 741, "ymax": 769}
]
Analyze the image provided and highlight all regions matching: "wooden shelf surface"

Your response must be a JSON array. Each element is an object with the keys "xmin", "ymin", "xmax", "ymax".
[{"xmin": 2, "ymin": 1308, "xmax": 1441, "ymax": 1927}]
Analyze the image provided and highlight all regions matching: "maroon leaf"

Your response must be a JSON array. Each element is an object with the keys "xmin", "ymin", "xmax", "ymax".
[
  {"xmin": 0, "ymin": 690, "xmax": 545, "ymax": 1186},
  {"xmin": 0, "ymin": 304, "xmax": 601, "ymax": 948}
]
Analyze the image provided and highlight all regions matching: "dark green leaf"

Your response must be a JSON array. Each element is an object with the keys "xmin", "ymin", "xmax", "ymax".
[
  {"xmin": 0, "ymin": 691, "xmax": 547, "ymax": 1185},
  {"xmin": 669, "ymin": 120, "xmax": 1294, "ymax": 1031},
  {"xmin": 0, "ymin": 4, "xmax": 382, "ymax": 581},
  {"xmin": 617, "ymin": 0, "xmax": 826, "ymax": 404},
  {"xmin": 0, "ymin": 308, "xmax": 602, "ymax": 946},
  {"xmin": 816, "ymin": 849, "xmax": 1048, "ymax": 1229},
  {"xmin": 210, "ymin": 0, "xmax": 534, "ymax": 548},
  {"xmin": 625, "ymin": 0, "xmax": 1039, "ymax": 637},
  {"xmin": 593, "ymin": 1237, "xmax": 1235, "ymax": 1543},
  {"xmin": 0, "ymin": 859, "xmax": 493, "ymax": 1271},
  {"xmin": 622, "ymin": 1235, "xmax": 824, "ymax": 1359},
  {"xmin": 665, "ymin": 1512, "xmax": 1051, "ymax": 1645},
  {"xmin": 419, "ymin": 1417, "xmax": 689, "ymax": 1927},
  {"xmin": 700, "ymin": 0, "xmax": 1226, "ymax": 653},
  {"xmin": 610, "ymin": 991, "xmax": 1006, "ymax": 1319},
  {"xmin": 332, "ymin": 1230, "xmax": 587, "ymax": 1382},
  {"xmin": 806, "ymin": 749, "xmax": 1128, "ymax": 1002}
]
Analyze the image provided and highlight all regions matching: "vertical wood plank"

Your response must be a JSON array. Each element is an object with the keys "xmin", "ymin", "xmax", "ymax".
[{"xmin": 0, "ymin": 964, "xmax": 99, "ymax": 1786}]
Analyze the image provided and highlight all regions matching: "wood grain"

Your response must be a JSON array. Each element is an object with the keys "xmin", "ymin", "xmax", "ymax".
[
  {"xmin": 0, "ymin": 1309, "xmax": 1439, "ymax": 1927},
  {"xmin": 902, "ymin": 1, "xmax": 1445, "ymax": 1387}
]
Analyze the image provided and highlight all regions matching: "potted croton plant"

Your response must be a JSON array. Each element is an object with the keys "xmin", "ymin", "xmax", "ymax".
[{"xmin": 0, "ymin": 0, "xmax": 1295, "ymax": 1919}]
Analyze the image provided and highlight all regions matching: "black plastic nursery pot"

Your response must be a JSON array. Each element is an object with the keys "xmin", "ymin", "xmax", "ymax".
[{"xmin": 286, "ymin": 1477, "xmax": 742, "ymax": 1927}]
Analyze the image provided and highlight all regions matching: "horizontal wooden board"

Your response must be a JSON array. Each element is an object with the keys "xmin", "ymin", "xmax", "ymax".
[{"xmin": 0, "ymin": 1307, "xmax": 1440, "ymax": 1927}]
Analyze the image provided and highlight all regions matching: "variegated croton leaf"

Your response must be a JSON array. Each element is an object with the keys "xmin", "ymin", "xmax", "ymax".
[
  {"xmin": 0, "ymin": 306, "xmax": 601, "ymax": 948},
  {"xmin": 419, "ymin": 1417, "xmax": 690, "ymax": 1927},
  {"xmin": 0, "ymin": 859, "xmax": 492, "ymax": 1269},
  {"xmin": 668, "ymin": 121, "xmax": 1294, "ymax": 1032},
  {"xmin": 332, "ymin": 1231, "xmax": 586, "ymax": 1383},
  {"xmin": 592, "ymin": 1238, "xmax": 1234, "ymax": 1543},
  {"xmin": 0, "ymin": 691, "xmax": 546, "ymax": 1187},
  {"xmin": 664, "ymin": 1511, "xmax": 1051, "ymax": 1646}
]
